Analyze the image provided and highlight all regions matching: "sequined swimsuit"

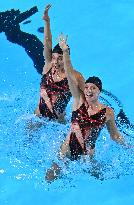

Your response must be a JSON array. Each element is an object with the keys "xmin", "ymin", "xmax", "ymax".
[
  {"xmin": 39, "ymin": 68, "xmax": 72, "ymax": 120},
  {"xmin": 69, "ymin": 103, "xmax": 106, "ymax": 160}
]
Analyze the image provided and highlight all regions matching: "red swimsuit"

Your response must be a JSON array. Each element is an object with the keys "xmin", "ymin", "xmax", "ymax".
[
  {"xmin": 39, "ymin": 69, "xmax": 71, "ymax": 120},
  {"xmin": 69, "ymin": 103, "xmax": 106, "ymax": 160}
]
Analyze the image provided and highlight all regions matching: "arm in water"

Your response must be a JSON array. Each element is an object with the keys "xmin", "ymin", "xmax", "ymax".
[{"xmin": 106, "ymin": 107, "xmax": 130, "ymax": 147}]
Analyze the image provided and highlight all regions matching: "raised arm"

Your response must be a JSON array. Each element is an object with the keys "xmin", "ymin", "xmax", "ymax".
[
  {"xmin": 58, "ymin": 34, "xmax": 85, "ymax": 103},
  {"xmin": 106, "ymin": 108, "xmax": 127, "ymax": 146},
  {"xmin": 42, "ymin": 4, "xmax": 52, "ymax": 73}
]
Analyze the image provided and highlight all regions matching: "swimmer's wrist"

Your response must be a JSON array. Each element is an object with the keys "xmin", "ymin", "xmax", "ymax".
[
  {"xmin": 119, "ymin": 139, "xmax": 126, "ymax": 147},
  {"xmin": 45, "ymin": 19, "xmax": 50, "ymax": 22},
  {"xmin": 43, "ymin": 17, "xmax": 50, "ymax": 23},
  {"xmin": 63, "ymin": 48, "xmax": 69, "ymax": 53},
  {"xmin": 119, "ymin": 139, "xmax": 129, "ymax": 148}
]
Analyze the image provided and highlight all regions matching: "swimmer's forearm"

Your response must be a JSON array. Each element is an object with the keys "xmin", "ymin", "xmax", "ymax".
[
  {"xmin": 43, "ymin": 19, "xmax": 52, "ymax": 62},
  {"xmin": 63, "ymin": 49, "xmax": 74, "ymax": 74},
  {"xmin": 41, "ymin": 92, "xmax": 53, "ymax": 112},
  {"xmin": 63, "ymin": 49, "xmax": 82, "ymax": 98},
  {"xmin": 44, "ymin": 19, "xmax": 52, "ymax": 44}
]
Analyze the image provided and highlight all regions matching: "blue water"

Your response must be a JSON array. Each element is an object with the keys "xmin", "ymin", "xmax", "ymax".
[{"xmin": 0, "ymin": 0, "xmax": 134, "ymax": 204}]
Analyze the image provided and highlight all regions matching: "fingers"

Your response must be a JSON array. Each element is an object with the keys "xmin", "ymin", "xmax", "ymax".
[
  {"xmin": 43, "ymin": 4, "xmax": 51, "ymax": 20},
  {"xmin": 43, "ymin": 4, "xmax": 51, "ymax": 17},
  {"xmin": 65, "ymin": 35, "xmax": 68, "ymax": 43},
  {"xmin": 60, "ymin": 32, "xmax": 68, "ymax": 43},
  {"xmin": 57, "ymin": 33, "xmax": 68, "ymax": 43},
  {"xmin": 56, "ymin": 35, "xmax": 63, "ymax": 44},
  {"xmin": 45, "ymin": 4, "xmax": 52, "ymax": 11}
]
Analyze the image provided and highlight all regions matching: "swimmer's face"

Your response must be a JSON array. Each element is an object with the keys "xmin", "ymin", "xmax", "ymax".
[
  {"xmin": 84, "ymin": 83, "xmax": 100, "ymax": 102},
  {"xmin": 52, "ymin": 53, "xmax": 64, "ymax": 70}
]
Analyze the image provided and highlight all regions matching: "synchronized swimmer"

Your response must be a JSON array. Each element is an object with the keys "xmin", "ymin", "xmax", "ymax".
[
  {"xmin": 34, "ymin": 5, "xmax": 71, "ymax": 123},
  {"xmin": 33, "ymin": 4, "xmax": 133, "ymax": 182},
  {"xmin": 45, "ymin": 34, "xmax": 130, "ymax": 182},
  {"xmin": 1, "ymin": 4, "xmax": 132, "ymax": 182}
]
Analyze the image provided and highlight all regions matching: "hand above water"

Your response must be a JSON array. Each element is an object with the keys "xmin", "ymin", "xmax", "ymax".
[
  {"xmin": 58, "ymin": 33, "xmax": 69, "ymax": 52},
  {"xmin": 42, "ymin": 4, "xmax": 51, "ymax": 21}
]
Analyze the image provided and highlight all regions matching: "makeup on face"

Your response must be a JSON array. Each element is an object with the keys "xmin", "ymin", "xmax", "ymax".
[
  {"xmin": 52, "ymin": 53, "xmax": 63, "ymax": 68},
  {"xmin": 84, "ymin": 83, "xmax": 100, "ymax": 99}
]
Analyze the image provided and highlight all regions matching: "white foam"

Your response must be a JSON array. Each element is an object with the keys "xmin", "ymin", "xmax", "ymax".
[{"xmin": 0, "ymin": 169, "xmax": 5, "ymax": 174}]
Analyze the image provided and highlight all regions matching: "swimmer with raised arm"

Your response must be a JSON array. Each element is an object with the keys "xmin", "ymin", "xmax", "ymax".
[
  {"xmin": 45, "ymin": 34, "xmax": 129, "ymax": 182},
  {"xmin": 35, "ymin": 5, "xmax": 71, "ymax": 123}
]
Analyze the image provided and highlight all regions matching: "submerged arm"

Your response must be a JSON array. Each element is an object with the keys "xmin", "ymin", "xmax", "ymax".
[{"xmin": 106, "ymin": 108, "xmax": 127, "ymax": 146}]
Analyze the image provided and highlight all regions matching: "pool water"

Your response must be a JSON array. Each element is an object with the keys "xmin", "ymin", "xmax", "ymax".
[{"xmin": 0, "ymin": 0, "xmax": 134, "ymax": 205}]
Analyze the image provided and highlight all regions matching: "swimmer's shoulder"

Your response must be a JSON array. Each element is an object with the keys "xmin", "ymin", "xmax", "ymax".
[{"xmin": 101, "ymin": 104, "xmax": 114, "ymax": 121}]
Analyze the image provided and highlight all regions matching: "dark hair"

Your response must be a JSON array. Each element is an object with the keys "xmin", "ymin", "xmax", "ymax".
[
  {"xmin": 52, "ymin": 43, "xmax": 70, "ymax": 55},
  {"xmin": 85, "ymin": 76, "xmax": 102, "ymax": 92}
]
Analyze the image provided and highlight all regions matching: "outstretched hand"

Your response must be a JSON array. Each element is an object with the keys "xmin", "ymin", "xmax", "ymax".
[
  {"xmin": 42, "ymin": 4, "xmax": 51, "ymax": 21},
  {"xmin": 58, "ymin": 33, "xmax": 68, "ymax": 52}
]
